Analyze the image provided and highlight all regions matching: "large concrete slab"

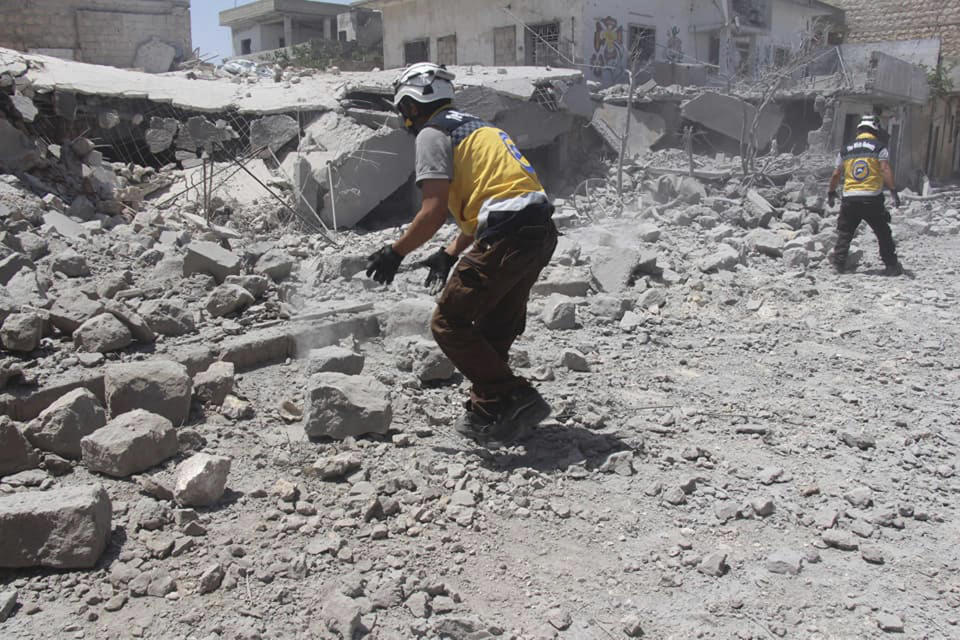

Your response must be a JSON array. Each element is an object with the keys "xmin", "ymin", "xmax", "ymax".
[
  {"xmin": 592, "ymin": 104, "xmax": 666, "ymax": 158},
  {"xmin": 681, "ymin": 92, "xmax": 783, "ymax": 147}
]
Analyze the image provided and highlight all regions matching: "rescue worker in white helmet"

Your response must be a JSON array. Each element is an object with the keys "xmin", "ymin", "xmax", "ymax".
[
  {"xmin": 827, "ymin": 115, "xmax": 904, "ymax": 276},
  {"xmin": 365, "ymin": 63, "xmax": 557, "ymax": 444}
]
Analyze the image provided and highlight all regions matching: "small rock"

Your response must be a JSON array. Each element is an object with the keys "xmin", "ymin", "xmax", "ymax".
[
  {"xmin": 304, "ymin": 373, "xmax": 392, "ymax": 439},
  {"xmin": 25, "ymin": 388, "xmax": 106, "ymax": 459},
  {"xmin": 876, "ymin": 612, "xmax": 904, "ymax": 633},
  {"xmin": 822, "ymin": 529, "xmax": 859, "ymax": 551},
  {"xmin": 0, "ymin": 588, "xmax": 17, "ymax": 622},
  {"xmin": 205, "ymin": 284, "xmax": 254, "ymax": 318},
  {"xmin": 697, "ymin": 552, "xmax": 728, "ymax": 577},
  {"xmin": 321, "ymin": 591, "xmax": 361, "ymax": 637},
  {"xmin": 766, "ymin": 550, "xmax": 803, "ymax": 575},
  {"xmin": 861, "ymin": 545, "xmax": 885, "ymax": 564},
  {"xmin": 306, "ymin": 346, "xmax": 364, "ymax": 376},
  {"xmin": 546, "ymin": 607, "xmax": 572, "ymax": 631},
  {"xmin": 622, "ymin": 613, "xmax": 644, "ymax": 637},
  {"xmin": 406, "ymin": 591, "xmax": 430, "ymax": 618},
  {"xmin": 541, "ymin": 295, "xmax": 577, "ymax": 330},
  {"xmin": 173, "ymin": 453, "xmax": 231, "ymax": 507},
  {"xmin": 560, "ymin": 349, "xmax": 590, "ymax": 372},
  {"xmin": 51, "ymin": 249, "xmax": 90, "ymax": 277},
  {"xmin": 198, "ymin": 563, "xmax": 224, "ymax": 594}
]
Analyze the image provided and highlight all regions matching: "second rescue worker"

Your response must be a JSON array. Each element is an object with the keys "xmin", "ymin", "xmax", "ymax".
[
  {"xmin": 827, "ymin": 115, "xmax": 904, "ymax": 276},
  {"xmin": 365, "ymin": 63, "xmax": 557, "ymax": 444}
]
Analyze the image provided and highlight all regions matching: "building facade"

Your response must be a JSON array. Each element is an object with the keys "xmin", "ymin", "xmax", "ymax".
[
  {"xmin": 360, "ymin": 0, "xmax": 841, "ymax": 84},
  {"xmin": 0, "ymin": 0, "xmax": 191, "ymax": 71},
  {"xmin": 220, "ymin": 0, "xmax": 345, "ymax": 57}
]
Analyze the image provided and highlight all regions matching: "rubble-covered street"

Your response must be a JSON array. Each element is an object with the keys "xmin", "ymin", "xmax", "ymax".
[{"xmin": 2, "ymin": 27, "xmax": 960, "ymax": 640}]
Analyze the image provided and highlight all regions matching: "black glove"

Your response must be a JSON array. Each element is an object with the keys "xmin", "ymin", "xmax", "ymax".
[
  {"xmin": 890, "ymin": 190, "xmax": 901, "ymax": 208},
  {"xmin": 416, "ymin": 247, "xmax": 457, "ymax": 293},
  {"xmin": 366, "ymin": 245, "xmax": 403, "ymax": 285},
  {"xmin": 827, "ymin": 190, "xmax": 838, "ymax": 208}
]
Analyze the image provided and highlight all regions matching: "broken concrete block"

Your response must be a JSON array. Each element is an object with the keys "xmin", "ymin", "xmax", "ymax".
[
  {"xmin": 51, "ymin": 248, "xmax": 90, "ymax": 277},
  {"xmin": 4, "ymin": 268, "xmax": 47, "ymax": 307},
  {"xmin": 382, "ymin": 298, "xmax": 435, "ymax": 339},
  {"xmin": 145, "ymin": 117, "xmax": 179, "ymax": 154},
  {"xmin": 183, "ymin": 241, "xmax": 241, "ymax": 283},
  {"xmin": 0, "ymin": 311, "xmax": 44, "ymax": 352},
  {"xmin": 678, "ymin": 176, "xmax": 707, "ymax": 204},
  {"xmin": 66, "ymin": 195, "xmax": 96, "ymax": 221},
  {"xmin": 73, "ymin": 313, "xmax": 133, "ymax": 353},
  {"xmin": 81, "ymin": 410, "xmax": 178, "ymax": 478},
  {"xmin": 134, "ymin": 36, "xmax": 177, "ymax": 74},
  {"xmin": 250, "ymin": 115, "xmax": 300, "ymax": 154},
  {"xmin": 43, "ymin": 211, "xmax": 89, "ymax": 239},
  {"xmin": 0, "ymin": 252, "xmax": 33, "ymax": 286},
  {"xmin": 25, "ymin": 388, "xmax": 107, "ymax": 459},
  {"xmin": 560, "ymin": 349, "xmax": 590, "ymax": 372},
  {"xmin": 193, "ymin": 361, "xmax": 235, "ymax": 406},
  {"xmin": 636, "ymin": 288, "xmax": 667, "ymax": 311},
  {"xmin": 304, "ymin": 373, "xmax": 392, "ymax": 439},
  {"xmin": 11, "ymin": 94, "xmax": 37, "ymax": 122},
  {"xmin": 49, "ymin": 290, "xmax": 104, "ymax": 335},
  {"xmin": 410, "ymin": 340, "xmax": 456, "ymax": 382},
  {"xmin": 747, "ymin": 229, "xmax": 785, "ymax": 257},
  {"xmin": 0, "ymin": 417, "xmax": 39, "ymax": 477},
  {"xmin": 541, "ymin": 295, "xmax": 577, "ymax": 330},
  {"xmin": 12, "ymin": 231, "xmax": 47, "ymax": 260},
  {"xmin": 591, "ymin": 103, "xmax": 665, "ymax": 158},
  {"xmin": 783, "ymin": 247, "xmax": 810, "ymax": 269},
  {"xmin": 255, "ymin": 249, "xmax": 294, "ymax": 281},
  {"xmin": 0, "ymin": 485, "xmax": 111, "ymax": 569},
  {"xmin": 697, "ymin": 245, "xmax": 742, "ymax": 273},
  {"xmin": 104, "ymin": 301, "xmax": 156, "ymax": 343},
  {"xmin": 205, "ymin": 284, "xmax": 255, "ymax": 318},
  {"xmin": 307, "ymin": 346, "xmax": 365, "ymax": 376},
  {"xmin": 104, "ymin": 361, "xmax": 192, "ymax": 425},
  {"xmin": 173, "ymin": 453, "xmax": 231, "ymax": 507},
  {"xmin": 0, "ymin": 119, "xmax": 42, "ymax": 172},
  {"xmin": 224, "ymin": 274, "xmax": 270, "ymax": 299},
  {"xmin": 139, "ymin": 298, "xmax": 196, "ymax": 336}
]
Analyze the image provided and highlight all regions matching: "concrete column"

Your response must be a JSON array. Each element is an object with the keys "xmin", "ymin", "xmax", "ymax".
[
  {"xmin": 327, "ymin": 17, "xmax": 335, "ymax": 40},
  {"xmin": 283, "ymin": 16, "xmax": 293, "ymax": 49}
]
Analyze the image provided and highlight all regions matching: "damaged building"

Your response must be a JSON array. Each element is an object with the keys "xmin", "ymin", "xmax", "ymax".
[
  {"xmin": 361, "ymin": 0, "xmax": 842, "ymax": 84},
  {"xmin": 0, "ymin": 0, "xmax": 192, "ymax": 74},
  {"xmin": 220, "ymin": 0, "xmax": 346, "ymax": 57}
]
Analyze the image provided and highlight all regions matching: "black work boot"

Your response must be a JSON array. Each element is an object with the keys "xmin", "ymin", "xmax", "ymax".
[
  {"xmin": 883, "ymin": 262, "xmax": 904, "ymax": 277},
  {"xmin": 454, "ymin": 387, "xmax": 550, "ymax": 446}
]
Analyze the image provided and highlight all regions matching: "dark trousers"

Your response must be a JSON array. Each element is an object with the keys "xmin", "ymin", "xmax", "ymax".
[
  {"xmin": 831, "ymin": 196, "xmax": 898, "ymax": 269},
  {"xmin": 431, "ymin": 220, "xmax": 558, "ymax": 414}
]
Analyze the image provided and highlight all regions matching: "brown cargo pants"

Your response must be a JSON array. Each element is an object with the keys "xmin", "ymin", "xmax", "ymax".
[{"xmin": 431, "ymin": 219, "xmax": 558, "ymax": 415}]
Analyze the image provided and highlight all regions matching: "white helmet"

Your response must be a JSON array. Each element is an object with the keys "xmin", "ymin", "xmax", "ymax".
[
  {"xmin": 392, "ymin": 63, "xmax": 456, "ymax": 110},
  {"xmin": 857, "ymin": 115, "xmax": 880, "ymax": 134}
]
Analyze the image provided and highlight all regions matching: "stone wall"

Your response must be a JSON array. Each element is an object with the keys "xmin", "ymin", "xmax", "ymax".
[{"xmin": 0, "ymin": 0, "xmax": 191, "ymax": 70}]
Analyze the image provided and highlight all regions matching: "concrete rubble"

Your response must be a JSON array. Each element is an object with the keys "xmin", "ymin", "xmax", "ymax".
[{"xmin": 0, "ymin": 34, "xmax": 959, "ymax": 640}]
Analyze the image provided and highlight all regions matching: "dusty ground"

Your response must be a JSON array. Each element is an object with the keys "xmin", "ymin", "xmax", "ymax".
[{"xmin": 2, "ymin": 202, "xmax": 960, "ymax": 640}]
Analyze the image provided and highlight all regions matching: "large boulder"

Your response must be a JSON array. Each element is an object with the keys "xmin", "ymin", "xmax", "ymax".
[
  {"xmin": 304, "ymin": 373, "xmax": 392, "ymax": 439},
  {"xmin": 541, "ymin": 295, "xmax": 577, "ymax": 330},
  {"xmin": 0, "ymin": 485, "xmax": 111, "ymax": 569},
  {"xmin": 104, "ymin": 361, "xmax": 192, "ymax": 424},
  {"xmin": 306, "ymin": 346, "xmax": 365, "ymax": 376},
  {"xmin": 173, "ymin": 453, "xmax": 231, "ymax": 507},
  {"xmin": 205, "ymin": 284, "xmax": 254, "ymax": 318},
  {"xmin": 183, "ymin": 241, "xmax": 241, "ymax": 283},
  {"xmin": 139, "ymin": 298, "xmax": 196, "ymax": 336},
  {"xmin": 24, "ymin": 388, "xmax": 107, "ymax": 459},
  {"xmin": 0, "ymin": 417, "xmax": 39, "ymax": 477},
  {"xmin": 49, "ymin": 289, "xmax": 104, "ymax": 335},
  {"xmin": 81, "ymin": 409, "xmax": 178, "ymax": 478},
  {"xmin": 255, "ymin": 249, "xmax": 294, "ymax": 282},
  {"xmin": 73, "ymin": 313, "xmax": 133, "ymax": 353},
  {"xmin": 0, "ymin": 311, "xmax": 43, "ymax": 352},
  {"xmin": 193, "ymin": 361, "xmax": 234, "ymax": 406}
]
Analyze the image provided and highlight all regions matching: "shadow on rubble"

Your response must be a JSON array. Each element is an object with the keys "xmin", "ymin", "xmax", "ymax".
[
  {"xmin": 432, "ymin": 423, "xmax": 635, "ymax": 474},
  {"xmin": 860, "ymin": 266, "xmax": 918, "ymax": 279}
]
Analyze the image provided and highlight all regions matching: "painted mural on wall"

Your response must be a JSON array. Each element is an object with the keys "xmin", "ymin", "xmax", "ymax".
[
  {"xmin": 665, "ymin": 26, "xmax": 683, "ymax": 62},
  {"xmin": 591, "ymin": 16, "xmax": 624, "ymax": 80}
]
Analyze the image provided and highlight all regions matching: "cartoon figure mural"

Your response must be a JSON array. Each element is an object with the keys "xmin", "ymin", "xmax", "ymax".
[
  {"xmin": 665, "ymin": 26, "xmax": 683, "ymax": 62},
  {"xmin": 591, "ymin": 16, "xmax": 624, "ymax": 79}
]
